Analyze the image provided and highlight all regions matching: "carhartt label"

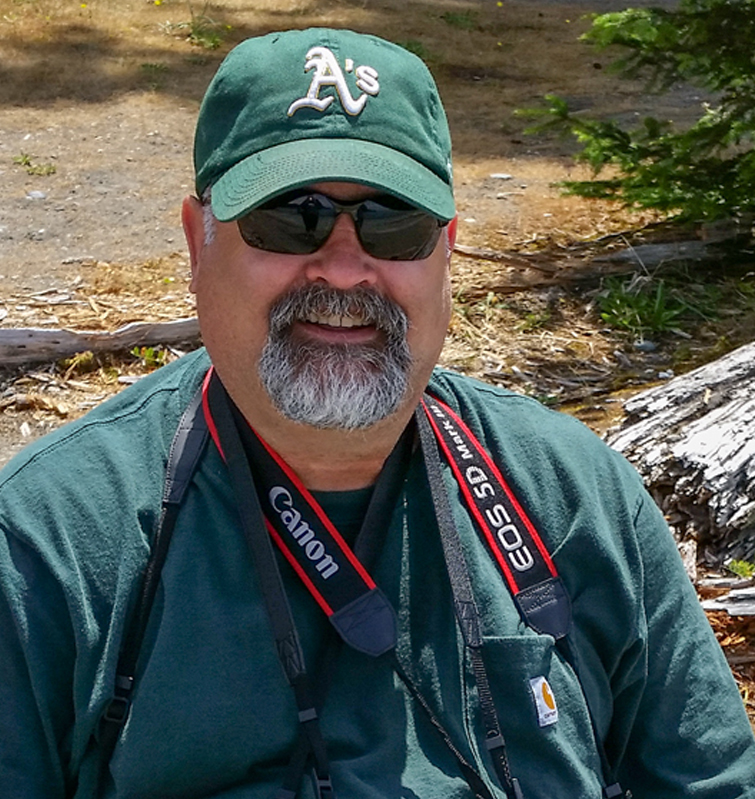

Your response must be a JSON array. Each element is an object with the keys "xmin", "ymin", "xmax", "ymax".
[
  {"xmin": 288, "ymin": 45, "xmax": 380, "ymax": 117},
  {"xmin": 529, "ymin": 676, "xmax": 558, "ymax": 727}
]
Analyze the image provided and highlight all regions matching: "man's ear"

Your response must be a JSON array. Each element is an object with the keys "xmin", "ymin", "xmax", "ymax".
[
  {"xmin": 446, "ymin": 215, "xmax": 458, "ymax": 258},
  {"xmin": 182, "ymin": 195, "xmax": 206, "ymax": 293}
]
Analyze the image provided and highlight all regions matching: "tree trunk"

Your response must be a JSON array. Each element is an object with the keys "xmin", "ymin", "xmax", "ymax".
[{"xmin": 606, "ymin": 340, "xmax": 755, "ymax": 569}]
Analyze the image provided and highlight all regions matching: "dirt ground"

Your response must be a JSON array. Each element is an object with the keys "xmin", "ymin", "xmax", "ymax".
[
  {"xmin": 1, "ymin": 0, "xmax": 753, "ymax": 725},
  {"xmin": 0, "ymin": 0, "xmax": 704, "ymax": 456}
]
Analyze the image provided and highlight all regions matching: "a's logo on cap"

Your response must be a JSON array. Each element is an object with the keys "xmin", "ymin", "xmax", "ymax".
[
  {"xmin": 287, "ymin": 46, "xmax": 380, "ymax": 117},
  {"xmin": 529, "ymin": 676, "xmax": 558, "ymax": 727}
]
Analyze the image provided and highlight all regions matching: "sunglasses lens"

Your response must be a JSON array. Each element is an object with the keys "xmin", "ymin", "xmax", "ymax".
[
  {"xmin": 357, "ymin": 199, "xmax": 443, "ymax": 260},
  {"xmin": 237, "ymin": 194, "xmax": 337, "ymax": 254},
  {"xmin": 237, "ymin": 192, "xmax": 443, "ymax": 260}
]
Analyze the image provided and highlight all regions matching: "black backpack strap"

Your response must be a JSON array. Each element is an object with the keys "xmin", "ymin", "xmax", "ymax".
[{"xmin": 95, "ymin": 383, "xmax": 209, "ymax": 793}]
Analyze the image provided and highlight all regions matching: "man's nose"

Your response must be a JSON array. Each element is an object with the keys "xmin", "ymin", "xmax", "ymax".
[{"xmin": 302, "ymin": 213, "xmax": 379, "ymax": 289}]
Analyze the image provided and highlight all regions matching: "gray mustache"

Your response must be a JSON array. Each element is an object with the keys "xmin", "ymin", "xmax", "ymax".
[{"xmin": 268, "ymin": 285, "xmax": 408, "ymax": 338}]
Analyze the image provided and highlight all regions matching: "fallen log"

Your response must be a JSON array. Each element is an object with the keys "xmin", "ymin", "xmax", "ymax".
[
  {"xmin": 702, "ymin": 584, "xmax": 755, "ymax": 617},
  {"xmin": 606, "ymin": 340, "xmax": 755, "ymax": 570},
  {"xmin": 452, "ymin": 236, "xmax": 741, "ymax": 295},
  {"xmin": 590, "ymin": 239, "xmax": 712, "ymax": 270},
  {"xmin": 0, "ymin": 318, "xmax": 201, "ymax": 368},
  {"xmin": 453, "ymin": 244, "xmax": 560, "ymax": 273}
]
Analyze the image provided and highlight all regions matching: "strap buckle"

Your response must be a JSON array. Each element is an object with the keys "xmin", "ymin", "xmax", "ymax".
[
  {"xmin": 604, "ymin": 784, "xmax": 626, "ymax": 799},
  {"xmin": 312, "ymin": 771, "xmax": 334, "ymax": 799},
  {"xmin": 101, "ymin": 695, "xmax": 131, "ymax": 725}
]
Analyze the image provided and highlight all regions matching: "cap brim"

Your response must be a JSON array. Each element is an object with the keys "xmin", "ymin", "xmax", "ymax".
[{"xmin": 210, "ymin": 138, "xmax": 455, "ymax": 222}]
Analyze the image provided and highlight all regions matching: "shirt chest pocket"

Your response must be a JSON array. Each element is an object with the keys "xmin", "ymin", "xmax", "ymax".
[{"xmin": 464, "ymin": 634, "xmax": 606, "ymax": 799}]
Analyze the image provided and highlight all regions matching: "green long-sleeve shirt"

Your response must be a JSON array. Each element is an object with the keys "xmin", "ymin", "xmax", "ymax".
[{"xmin": 1, "ymin": 349, "xmax": 753, "ymax": 797}]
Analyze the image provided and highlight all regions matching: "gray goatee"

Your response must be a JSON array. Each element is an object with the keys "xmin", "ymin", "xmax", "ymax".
[{"xmin": 258, "ymin": 285, "xmax": 412, "ymax": 429}]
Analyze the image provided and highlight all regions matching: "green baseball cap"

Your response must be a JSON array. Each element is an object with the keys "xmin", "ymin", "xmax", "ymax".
[{"xmin": 194, "ymin": 28, "xmax": 455, "ymax": 222}]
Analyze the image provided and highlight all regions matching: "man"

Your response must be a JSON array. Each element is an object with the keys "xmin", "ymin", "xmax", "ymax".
[{"xmin": 0, "ymin": 27, "xmax": 753, "ymax": 799}]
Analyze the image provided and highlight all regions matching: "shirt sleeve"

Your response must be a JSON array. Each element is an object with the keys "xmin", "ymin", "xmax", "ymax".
[
  {"xmin": 0, "ymin": 526, "xmax": 74, "ymax": 798},
  {"xmin": 615, "ymin": 492, "xmax": 755, "ymax": 797}
]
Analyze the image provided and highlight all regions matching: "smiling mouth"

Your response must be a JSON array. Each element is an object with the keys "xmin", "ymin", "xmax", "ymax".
[{"xmin": 303, "ymin": 312, "xmax": 371, "ymax": 329}]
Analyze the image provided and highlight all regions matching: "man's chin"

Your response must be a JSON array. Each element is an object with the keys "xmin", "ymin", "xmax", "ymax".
[
  {"xmin": 291, "ymin": 347, "xmax": 385, "ymax": 377},
  {"xmin": 261, "ymin": 364, "xmax": 408, "ymax": 430}
]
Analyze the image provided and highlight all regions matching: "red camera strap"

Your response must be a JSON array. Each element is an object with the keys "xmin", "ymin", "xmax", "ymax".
[
  {"xmin": 203, "ymin": 368, "xmax": 570, "ymax": 644},
  {"xmin": 420, "ymin": 394, "xmax": 571, "ymax": 640},
  {"xmin": 204, "ymin": 369, "xmax": 399, "ymax": 658}
]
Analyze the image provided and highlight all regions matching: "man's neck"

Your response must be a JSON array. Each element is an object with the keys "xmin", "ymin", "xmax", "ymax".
[{"xmin": 232, "ymin": 393, "xmax": 419, "ymax": 491}]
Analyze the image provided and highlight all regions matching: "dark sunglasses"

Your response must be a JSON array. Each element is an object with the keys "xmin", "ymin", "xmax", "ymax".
[{"xmin": 236, "ymin": 191, "xmax": 445, "ymax": 261}]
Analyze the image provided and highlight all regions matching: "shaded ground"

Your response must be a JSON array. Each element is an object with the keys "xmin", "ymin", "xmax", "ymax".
[{"xmin": 1, "ymin": 0, "xmax": 753, "ymax": 724}]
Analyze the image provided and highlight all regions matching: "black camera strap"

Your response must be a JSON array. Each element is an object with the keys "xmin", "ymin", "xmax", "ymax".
[
  {"xmin": 206, "ymin": 372, "xmax": 336, "ymax": 798},
  {"xmin": 98, "ymin": 369, "xmax": 624, "ymax": 799},
  {"xmin": 96, "ymin": 384, "xmax": 210, "ymax": 795},
  {"xmin": 419, "ymin": 396, "xmax": 571, "ymax": 640},
  {"xmin": 219, "ymin": 396, "xmax": 399, "ymax": 659},
  {"xmin": 206, "ymin": 372, "xmax": 505, "ymax": 799}
]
